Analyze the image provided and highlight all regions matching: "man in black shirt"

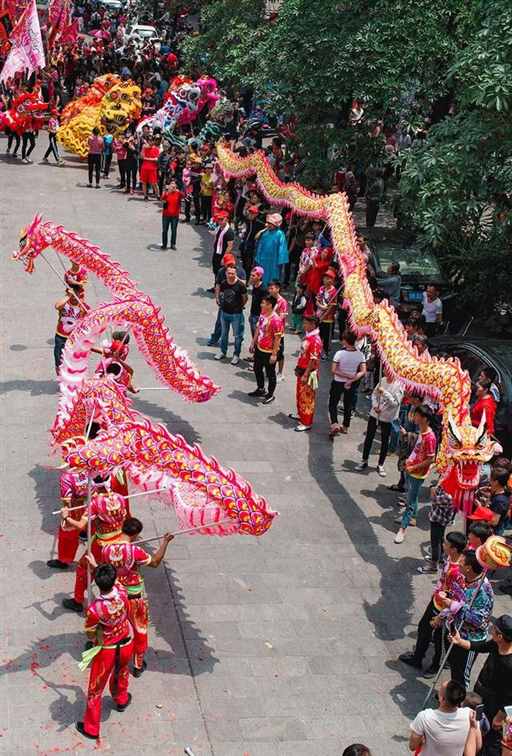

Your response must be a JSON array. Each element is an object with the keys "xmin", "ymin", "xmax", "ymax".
[
  {"xmin": 249, "ymin": 266, "xmax": 267, "ymax": 337},
  {"xmin": 450, "ymin": 614, "xmax": 512, "ymax": 756},
  {"xmin": 214, "ymin": 264, "xmax": 247, "ymax": 365},
  {"xmin": 207, "ymin": 253, "xmax": 246, "ymax": 347}
]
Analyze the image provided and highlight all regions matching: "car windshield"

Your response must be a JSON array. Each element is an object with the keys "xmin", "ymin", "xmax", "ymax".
[
  {"xmin": 486, "ymin": 343, "xmax": 512, "ymax": 372},
  {"xmin": 138, "ymin": 28, "xmax": 155, "ymax": 36},
  {"xmin": 374, "ymin": 245, "xmax": 442, "ymax": 278}
]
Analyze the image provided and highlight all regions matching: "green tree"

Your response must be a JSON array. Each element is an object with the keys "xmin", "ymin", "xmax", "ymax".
[
  {"xmin": 180, "ymin": 0, "xmax": 268, "ymax": 87},
  {"xmin": 399, "ymin": 0, "xmax": 512, "ymax": 320},
  {"xmin": 251, "ymin": 0, "xmax": 475, "ymax": 185}
]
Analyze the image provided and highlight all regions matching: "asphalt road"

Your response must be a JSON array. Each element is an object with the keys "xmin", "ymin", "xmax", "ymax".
[{"xmin": 0, "ymin": 136, "xmax": 509, "ymax": 756}]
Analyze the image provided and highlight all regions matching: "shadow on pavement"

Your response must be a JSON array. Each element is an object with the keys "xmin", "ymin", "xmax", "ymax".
[
  {"xmin": 0, "ymin": 378, "xmax": 58, "ymax": 396},
  {"xmin": 305, "ymin": 379, "xmax": 416, "ymax": 642},
  {"xmin": 131, "ymin": 397, "xmax": 201, "ymax": 446},
  {"xmin": 29, "ymin": 463, "xmax": 57, "ymax": 537},
  {"xmin": 147, "ymin": 564, "xmax": 219, "ymax": 678}
]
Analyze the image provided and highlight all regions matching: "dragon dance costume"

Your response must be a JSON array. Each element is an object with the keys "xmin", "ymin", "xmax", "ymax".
[
  {"xmin": 57, "ymin": 468, "xmax": 88, "ymax": 564},
  {"xmin": 101, "ymin": 541, "xmax": 152, "ymax": 671},
  {"xmin": 82, "ymin": 583, "xmax": 133, "ymax": 737},
  {"xmin": 295, "ymin": 327, "xmax": 322, "ymax": 428},
  {"xmin": 73, "ymin": 490, "xmax": 127, "ymax": 605}
]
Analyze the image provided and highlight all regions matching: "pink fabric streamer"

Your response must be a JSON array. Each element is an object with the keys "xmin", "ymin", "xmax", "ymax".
[{"xmin": 0, "ymin": 0, "xmax": 45, "ymax": 82}]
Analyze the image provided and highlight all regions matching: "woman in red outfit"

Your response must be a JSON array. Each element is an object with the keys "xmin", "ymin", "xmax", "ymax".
[
  {"xmin": 140, "ymin": 137, "xmax": 160, "ymax": 200},
  {"xmin": 470, "ymin": 379, "xmax": 497, "ymax": 436}
]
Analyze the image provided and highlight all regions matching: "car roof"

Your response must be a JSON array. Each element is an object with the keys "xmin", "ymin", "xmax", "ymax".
[
  {"xmin": 429, "ymin": 336, "xmax": 512, "ymax": 375},
  {"xmin": 372, "ymin": 243, "xmax": 444, "ymax": 281}
]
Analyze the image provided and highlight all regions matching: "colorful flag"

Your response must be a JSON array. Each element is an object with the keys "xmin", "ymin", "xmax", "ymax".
[{"xmin": 0, "ymin": 0, "xmax": 45, "ymax": 82}]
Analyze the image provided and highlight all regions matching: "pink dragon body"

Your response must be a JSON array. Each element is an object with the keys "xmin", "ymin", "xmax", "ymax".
[{"xmin": 13, "ymin": 216, "xmax": 277, "ymax": 537}]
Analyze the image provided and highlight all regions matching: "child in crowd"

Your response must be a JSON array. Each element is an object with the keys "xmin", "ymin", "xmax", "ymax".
[{"xmin": 291, "ymin": 284, "xmax": 307, "ymax": 334}]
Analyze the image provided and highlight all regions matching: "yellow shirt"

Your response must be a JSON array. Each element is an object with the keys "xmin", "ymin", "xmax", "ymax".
[{"xmin": 200, "ymin": 173, "xmax": 214, "ymax": 196}]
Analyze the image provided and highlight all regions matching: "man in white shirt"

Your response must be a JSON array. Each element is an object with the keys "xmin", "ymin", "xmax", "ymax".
[
  {"xmin": 409, "ymin": 679, "xmax": 481, "ymax": 756},
  {"xmin": 422, "ymin": 283, "xmax": 443, "ymax": 336}
]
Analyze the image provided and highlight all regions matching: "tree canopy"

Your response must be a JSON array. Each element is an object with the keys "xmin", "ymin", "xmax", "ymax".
[{"xmin": 182, "ymin": 0, "xmax": 512, "ymax": 322}]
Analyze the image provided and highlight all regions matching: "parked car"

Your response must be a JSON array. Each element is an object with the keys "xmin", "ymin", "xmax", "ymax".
[
  {"xmin": 97, "ymin": 0, "xmax": 122, "ymax": 9},
  {"xmin": 369, "ymin": 239, "xmax": 455, "ymax": 313},
  {"xmin": 125, "ymin": 24, "xmax": 159, "ymax": 43},
  {"xmin": 428, "ymin": 336, "xmax": 512, "ymax": 454}
]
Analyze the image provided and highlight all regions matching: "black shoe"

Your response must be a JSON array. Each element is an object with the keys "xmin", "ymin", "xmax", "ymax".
[
  {"xmin": 116, "ymin": 692, "xmax": 132, "ymax": 712},
  {"xmin": 398, "ymin": 652, "xmax": 422, "ymax": 670},
  {"xmin": 76, "ymin": 722, "xmax": 96, "ymax": 740},
  {"xmin": 171, "ymin": 245, "xmax": 177, "ymax": 250},
  {"xmin": 62, "ymin": 598, "xmax": 83, "ymax": 613},
  {"xmin": 206, "ymin": 287, "xmax": 215, "ymax": 293},
  {"xmin": 262, "ymin": 394, "xmax": 275, "ymax": 405},
  {"xmin": 132, "ymin": 660, "xmax": 147, "ymax": 678},
  {"xmin": 422, "ymin": 665, "xmax": 440, "ymax": 679},
  {"xmin": 47, "ymin": 559, "xmax": 69, "ymax": 570},
  {"xmin": 248, "ymin": 389, "xmax": 266, "ymax": 398}
]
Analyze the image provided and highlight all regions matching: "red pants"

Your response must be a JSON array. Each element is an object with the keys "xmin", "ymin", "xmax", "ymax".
[
  {"xmin": 57, "ymin": 504, "xmax": 86, "ymax": 563},
  {"xmin": 296, "ymin": 376, "xmax": 316, "ymax": 427},
  {"xmin": 128, "ymin": 596, "xmax": 149, "ymax": 669},
  {"xmin": 83, "ymin": 638, "xmax": 133, "ymax": 737},
  {"xmin": 74, "ymin": 535, "xmax": 120, "ymax": 604},
  {"xmin": 57, "ymin": 526, "xmax": 80, "ymax": 564}
]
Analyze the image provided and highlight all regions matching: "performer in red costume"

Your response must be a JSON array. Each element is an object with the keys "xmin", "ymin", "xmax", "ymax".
[
  {"xmin": 101, "ymin": 518, "xmax": 174, "ymax": 676},
  {"xmin": 76, "ymin": 565, "xmax": 134, "ymax": 740},
  {"xmin": 61, "ymin": 474, "xmax": 128, "ymax": 612},
  {"xmin": 48, "ymin": 423, "xmax": 101, "ymax": 570},
  {"xmin": 289, "ymin": 314, "xmax": 322, "ymax": 432}
]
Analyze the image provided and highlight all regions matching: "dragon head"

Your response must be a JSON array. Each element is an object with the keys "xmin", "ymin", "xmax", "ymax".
[
  {"xmin": 12, "ymin": 215, "xmax": 48, "ymax": 273},
  {"xmin": 439, "ymin": 412, "xmax": 496, "ymax": 508},
  {"xmin": 99, "ymin": 81, "xmax": 141, "ymax": 134}
]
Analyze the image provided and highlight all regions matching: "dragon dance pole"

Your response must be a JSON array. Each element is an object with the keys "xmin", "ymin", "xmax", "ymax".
[
  {"xmin": 86, "ymin": 476, "xmax": 93, "ymax": 607},
  {"xmin": 40, "ymin": 253, "xmax": 89, "ymax": 313},
  {"xmin": 51, "ymin": 486, "xmax": 174, "ymax": 514},
  {"xmin": 84, "ymin": 411, "xmax": 96, "ymax": 608},
  {"xmin": 131, "ymin": 520, "xmax": 234, "ymax": 546}
]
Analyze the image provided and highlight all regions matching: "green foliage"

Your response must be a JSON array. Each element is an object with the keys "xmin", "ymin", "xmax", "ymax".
[
  {"xmin": 180, "ymin": 0, "xmax": 268, "ymax": 86},
  {"xmin": 182, "ymin": 0, "xmax": 512, "ymax": 316},
  {"xmin": 400, "ymin": 0, "xmax": 512, "ymax": 314}
]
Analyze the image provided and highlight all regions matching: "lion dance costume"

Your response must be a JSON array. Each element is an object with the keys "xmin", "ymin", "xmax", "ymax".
[{"xmin": 58, "ymin": 75, "xmax": 142, "ymax": 157}]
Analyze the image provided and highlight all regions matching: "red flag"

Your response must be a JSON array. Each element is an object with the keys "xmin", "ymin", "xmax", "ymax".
[{"xmin": 0, "ymin": 0, "xmax": 45, "ymax": 82}]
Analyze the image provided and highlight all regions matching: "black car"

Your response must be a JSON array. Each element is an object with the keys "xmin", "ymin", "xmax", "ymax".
[
  {"xmin": 368, "ymin": 240, "xmax": 456, "ymax": 320},
  {"xmin": 428, "ymin": 337, "xmax": 512, "ymax": 454}
]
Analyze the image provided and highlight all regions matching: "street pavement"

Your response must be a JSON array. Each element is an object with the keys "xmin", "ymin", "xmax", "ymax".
[{"xmin": 0, "ymin": 137, "xmax": 509, "ymax": 756}]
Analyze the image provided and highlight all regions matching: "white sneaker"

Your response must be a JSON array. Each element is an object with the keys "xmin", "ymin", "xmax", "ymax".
[
  {"xmin": 355, "ymin": 461, "xmax": 368, "ymax": 472},
  {"xmin": 231, "ymin": 356, "xmax": 240, "ymax": 366},
  {"xmin": 214, "ymin": 353, "xmax": 226, "ymax": 361},
  {"xmin": 294, "ymin": 424, "xmax": 311, "ymax": 432},
  {"xmin": 394, "ymin": 528, "xmax": 405, "ymax": 544},
  {"xmin": 377, "ymin": 465, "xmax": 386, "ymax": 477}
]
